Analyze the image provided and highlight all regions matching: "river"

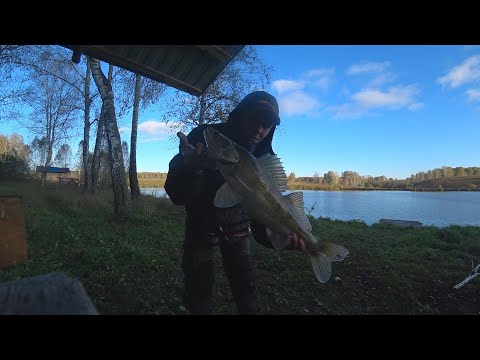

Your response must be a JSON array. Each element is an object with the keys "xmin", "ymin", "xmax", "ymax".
[{"xmin": 140, "ymin": 188, "xmax": 480, "ymax": 227}]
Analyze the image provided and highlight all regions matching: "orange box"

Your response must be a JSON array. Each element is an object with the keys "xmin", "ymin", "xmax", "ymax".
[{"xmin": 0, "ymin": 196, "xmax": 28, "ymax": 268}]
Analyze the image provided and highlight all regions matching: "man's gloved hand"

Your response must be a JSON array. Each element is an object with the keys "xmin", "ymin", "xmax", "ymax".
[{"xmin": 177, "ymin": 132, "xmax": 215, "ymax": 175}]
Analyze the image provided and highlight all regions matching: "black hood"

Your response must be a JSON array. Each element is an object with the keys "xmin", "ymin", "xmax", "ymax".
[{"xmin": 225, "ymin": 107, "xmax": 277, "ymax": 157}]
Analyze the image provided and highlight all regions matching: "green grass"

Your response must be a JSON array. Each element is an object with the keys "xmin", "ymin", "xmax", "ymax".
[{"xmin": 1, "ymin": 180, "xmax": 479, "ymax": 315}]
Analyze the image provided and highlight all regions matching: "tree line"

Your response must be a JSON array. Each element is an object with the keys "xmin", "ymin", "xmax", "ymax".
[{"xmin": 289, "ymin": 166, "xmax": 480, "ymax": 188}]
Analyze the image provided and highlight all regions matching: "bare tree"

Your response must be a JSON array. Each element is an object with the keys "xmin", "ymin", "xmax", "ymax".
[
  {"xmin": 82, "ymin": 56, "xmax": 93, "ymax": 193},
  {"xmin": 29, "ymin": 136, "xmax": 48, "ymax": 170},
  {"xmin": 0, "ymin": 45, "xmax": 20, "ymax": 64},
  {"xmin": 0, "ymin": 46, "xmax": 31, "ymax": 122},
  {"xmin": 11, "ymin": 46, "xmax": 101, "ymax": 192},
  {"xmin": 54, "ymin": 144, "xmax": 72, "ymax": 168},
  {"xmin": 17, "ymin": 49, "xmax": 82, "ymax": 186},
  {"xmin": 2, "ymin": 46, "xmax": 103, "ymax": 190},
  {"xmin": 89, "ymin": 57, "xmax": 131, "ymax": 218},
  {"xmin": 161, "ymin": 45, "xmax": 272, "ymax": 132}
]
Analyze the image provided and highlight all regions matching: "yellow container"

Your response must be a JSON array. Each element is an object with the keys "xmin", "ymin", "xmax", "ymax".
[{"xmin": 0, "ymin": 196, "xmax": 27, "ymax": 268}]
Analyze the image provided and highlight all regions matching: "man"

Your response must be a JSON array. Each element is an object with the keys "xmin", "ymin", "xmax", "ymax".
[{"xmin": 165, "ymin": 90, "xmax": 305, "ymax": 315}]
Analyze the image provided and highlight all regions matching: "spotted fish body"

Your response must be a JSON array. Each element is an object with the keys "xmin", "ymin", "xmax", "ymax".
[{"xmin": 204, "ymin": 127, "xmax": 349, "ymax": 283}]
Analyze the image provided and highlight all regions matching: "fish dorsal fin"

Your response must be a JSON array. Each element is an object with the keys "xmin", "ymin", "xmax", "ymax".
[
  {"xmin": 214, "ymin": 182, "xmax": 242, "ymax": 208},
  {"xmin": 256, "ymin": 154, "xmax": 288, "ymax": 192},
  {"xmin": 284, "ymin": 191, "xmax": 312, "ymax": 231}
]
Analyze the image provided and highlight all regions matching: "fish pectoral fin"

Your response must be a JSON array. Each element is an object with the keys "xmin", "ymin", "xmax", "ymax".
[
  {"xmin": 310, "ymin": 243, "xmax": 349, "ymax": 283},
  {"xmin": 266, "ymin": 228, "xmax": 291, "ymax": 250},
  {"xmin": 214, "ymin": 182, "xmax": 242, "ymax": 208}
]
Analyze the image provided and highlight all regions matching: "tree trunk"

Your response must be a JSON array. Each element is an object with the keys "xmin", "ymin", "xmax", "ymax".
[
  {"xmin": 129, "ymin": 74, "xmax": 141, "ymax": 200},
  {"xmin": 90, "ymin": 106, "xmax": 104, "ymax": 194},
  {"xmin": 83, "ymin": 57, "xmax": 92, "ymax": 193},
  {"xmin": 198, "ymin": 93, "xmax": 206, "ymax": 125},
  {"xmin": 90, "ymin": 63, "xmax": 114, "ymax": 193},
  {"xmin": 41, "ymin": 135, "xmax": 54, "ymax": 188},
  {"xmin": 40, "ymin": 172, "xmax": 47, "ymax": 187},
  {"xmin": 89, "ymin": 57, "xmax": 131, "ymax": 218}
]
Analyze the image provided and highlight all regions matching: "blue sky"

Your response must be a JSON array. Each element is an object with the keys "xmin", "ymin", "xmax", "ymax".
[{"xmin": 2, "ymin": 45, "xmax": 480, "ymax": 179}]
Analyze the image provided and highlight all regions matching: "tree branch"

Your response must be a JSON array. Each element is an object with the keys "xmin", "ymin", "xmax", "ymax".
[{"xmin": 454, "ymin": 264, "xmax": 480, "ymax": 289}]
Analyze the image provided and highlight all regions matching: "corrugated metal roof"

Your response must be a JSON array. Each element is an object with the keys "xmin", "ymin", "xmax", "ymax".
[{"xmin": 63, "ymin": 45, "xmax": 245, "ymax": 96}]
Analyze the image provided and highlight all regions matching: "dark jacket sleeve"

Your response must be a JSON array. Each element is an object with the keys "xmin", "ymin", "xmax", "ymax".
[
  {"xmin": 164, "ymin": 153, "xmax": 193, "ymax": 205},
  {"xmin": 250, "ymin": 220, "xmax": 273, "ymax": 249},
  {"xmin": 164, "ymin": 126, "xmax": 207, "ymax": 206}
]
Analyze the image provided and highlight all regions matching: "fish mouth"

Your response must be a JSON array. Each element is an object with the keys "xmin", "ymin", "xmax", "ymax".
[{"xmin": 203, "ymin": 127, "xmax": 239, "ymax": 163}]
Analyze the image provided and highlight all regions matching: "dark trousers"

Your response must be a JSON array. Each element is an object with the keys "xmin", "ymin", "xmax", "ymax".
[{"xmin": 181, "ymin": 231, "xmax": 259, "ymax": 315}]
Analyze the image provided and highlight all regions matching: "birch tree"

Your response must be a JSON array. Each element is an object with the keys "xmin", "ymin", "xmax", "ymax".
[
  {"xmin": 161, "ymin": 45, "xmax": 272, "ymax": 131},
  {"xmin": 114, "ymin": 71, "xmax": 166, "ymax": 199},
  {"xmin": 82, "ymin": 56, "xmax": 93, "ymax": 193},
  {"xmin": 90, "ymin": 64, "xmax": 114, "ymax": 193},
  {"xmin": 2, "ymin": 46, "xmax": 101, "ymax": 189},
  {"xmin": 18, "ymin": 49, "xmax": 81, "ymax": 186},
  {"xmin": 89, "ymin": 57, "xmax": 131, "ymax": 218},
  {"xmin": 54, "ymin": 144, "xmax": 72, "ymax": 168}
]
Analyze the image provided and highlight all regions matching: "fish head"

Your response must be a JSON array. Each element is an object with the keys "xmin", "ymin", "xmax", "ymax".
[{"xmin": 203, "ymin": 127, "xmax": 239, "ymax": 164}]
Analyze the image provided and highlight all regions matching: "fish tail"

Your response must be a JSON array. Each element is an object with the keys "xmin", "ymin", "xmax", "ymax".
[{"xmin": 310, "ymin": 242, "xmax": 349, "ymax": 283}]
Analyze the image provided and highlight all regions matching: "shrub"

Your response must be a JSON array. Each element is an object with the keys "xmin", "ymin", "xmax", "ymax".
[{"xmin": 0, "ymin": 153, "xmax": 30, "ymax": 180}]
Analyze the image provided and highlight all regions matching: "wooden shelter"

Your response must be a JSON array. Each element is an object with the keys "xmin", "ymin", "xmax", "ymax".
[{"xmin": 63, "ymin": 45, "xmax": 245, "ymax": 96}]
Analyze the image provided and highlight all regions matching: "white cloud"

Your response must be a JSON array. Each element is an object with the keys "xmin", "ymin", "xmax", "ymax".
[
  {"xmin": 352, "ymin": 85, "xmax": 419, "ymax": 109},
  {"xmin": 347, "ymin": 61, "xmax": 391, "ymax": 75},
  {"xmin": 272, "ymin": 80, "xmax": 304, "ymax": 94},
  {"xmin": 137, "ymin": 120, "xmax": 181, "ymax": 142},
  {"xmin": 347, "ymin": 61, "xmax": 395, "ymax": 88},
  {"xmin": 408, "ymin": 102, "xmax": 424, "ymax": 111},
  {"xmin": 437, "ymin": 55, "xmax": 480, "ymax": 88},
  {"xmin": 328, "ymin": 103, "xmax": 366, "ymax": 120},
  {"xmin": 278, "ymin": 91, "xmax": 321, "ymax": 116},
  {"xmin": 271, "ymin": 68, "xmax": 333, "ymax": 117},
  {"xmin": 306, "ymin": 68, "xmax": 333, "ymax": 77},
  {"xmin": 118, "ymin": 126, "xmax": 131, "ymax": 134},
  {"xmin": 329, "ymin": 84, "xmax": 421, "ymax": 120},
  {"xmin": 139, "ymin": 120, "xmax": 176, "ymax": 135},
  {"xmin": 305, "ymin": 68, "xmax": 335, "ymax": 92},
  {"xmin": 368, "ymin": 73, "xmax": 396, "ymax": 87},
  {"xmin": 465, "ymin": 88, "xmax": 480, "ymax": 102}
]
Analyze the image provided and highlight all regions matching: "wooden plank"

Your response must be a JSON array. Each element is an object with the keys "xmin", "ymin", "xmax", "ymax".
[{"xmin": 379, "ymin": 219, "xmax": 423, "ymax": 228}]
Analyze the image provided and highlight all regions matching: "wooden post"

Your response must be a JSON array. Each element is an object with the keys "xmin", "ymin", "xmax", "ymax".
[{"xmin": 0, "ymin": 196, "xmax": 27, "ymax": 268}]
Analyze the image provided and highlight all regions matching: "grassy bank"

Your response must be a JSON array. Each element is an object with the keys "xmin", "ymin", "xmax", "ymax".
[
  {"xmin": 1, "ymin": 180, "xmax": 479, "ymax": 314},
  {"xmin": 138, "ymin": 178, "xmax": 166, "ymax": 188}
]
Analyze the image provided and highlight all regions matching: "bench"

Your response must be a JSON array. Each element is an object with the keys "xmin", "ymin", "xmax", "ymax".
[
  {"xmin": 57, "ymin": 177, "xmax": 79, "ymax": 185},
  {"xmin": 35, "ymin": 166, "xmax": 79, "ymax": 186}
]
